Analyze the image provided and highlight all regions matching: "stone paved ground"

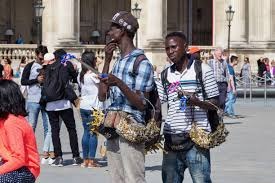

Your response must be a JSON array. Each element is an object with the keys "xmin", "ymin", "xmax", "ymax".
[{"xmin": 35, "ymin": 99, "xmax": 275, "ymax": 183}]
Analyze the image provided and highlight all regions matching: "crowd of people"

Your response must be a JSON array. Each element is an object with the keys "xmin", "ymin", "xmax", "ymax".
[{"xmin": 0, "ymin": 10, "xmax": 271, "ymax": 183}]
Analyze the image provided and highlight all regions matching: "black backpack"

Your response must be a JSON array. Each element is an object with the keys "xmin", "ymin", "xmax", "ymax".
[
  {"xmin": 42, "ymin": 61, "xmax": 65, "ymax": 102},
  {"xmin": 132, "ymin": 54, "xmax": 162, "ymax": 126},
  {"xmin": 161, "ymin": 60, "xmax": 220, "ymax": 132}
]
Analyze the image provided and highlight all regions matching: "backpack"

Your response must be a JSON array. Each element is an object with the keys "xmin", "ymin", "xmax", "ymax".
[
  {"xmin": 132, "ymin": 54, "xmax": 162, "ymax": 126},
  {"xmin": 42, "ymin": 61, "xmax": 65, "ymax": 102},
  {"xmin": 160, "ymin": 59, "xmax": 220, "ymax": 132}
]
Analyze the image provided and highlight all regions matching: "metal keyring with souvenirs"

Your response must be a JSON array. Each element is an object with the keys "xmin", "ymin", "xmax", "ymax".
[
  {"xmin": 189, "ymin": 101, "xmax": 229, "ymax": 149},
  {"xmin": 115, "ymin": 98, "xmax": 165, "ymax": 153}
]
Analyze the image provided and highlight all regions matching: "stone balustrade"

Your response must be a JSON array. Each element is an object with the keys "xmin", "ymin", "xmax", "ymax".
[
  {"xmin": 0, "ymin": 44, "xmax": 37, "ymax": 60},
  {"xmin": 81, "ymin": 45, "xmax": 120, "ymax": 62},
  {"xmin": 0, "ymin": 44, "xmax": 217, "ymax": 72},
  {"xmin": 0, "ymin": 44, "xmax": 215, "ymax": 62}
]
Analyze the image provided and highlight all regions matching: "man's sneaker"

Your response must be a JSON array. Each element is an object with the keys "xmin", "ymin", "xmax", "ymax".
[
  {"xmin": 51, "ymin": 156, "xmax": 63, "ymax": 167},
  {"xmin": 41, "ymin": 157, "xmax": 49, "ymax": 165},
  {"xmin": 229, "ymin": 115, "xmax": 238, "ymax": 119},
  {"xmin": 72, "ymin": 157, "xmax": 82, "ymax": 166},
  {"xmin": 48, "ymin": 158, "xmax": 55, "ymax": 165}
]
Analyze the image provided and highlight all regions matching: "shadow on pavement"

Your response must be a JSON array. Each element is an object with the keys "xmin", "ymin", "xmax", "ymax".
[
  {"xmin": 224, "ymin": 122, "xmax": 242, "ymax": 125},
  {"xmin": 145, "ymin": 165, "xmax": 162, "ymax": 172}
]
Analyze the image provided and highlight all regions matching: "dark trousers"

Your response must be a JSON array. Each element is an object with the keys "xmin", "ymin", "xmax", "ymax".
[
  {"xmin": 0, "ymin": 162, "xmax": 35, "ymax": 183},
  {"xmin": 217, "ymin": 82, "xmax": 228, "ymax": 110},
  {"xmin": 47, "ymin": 108, "xmax": 80, "ymax": 158}
]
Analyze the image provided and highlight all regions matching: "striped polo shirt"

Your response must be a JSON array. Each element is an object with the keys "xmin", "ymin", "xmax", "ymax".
[
  {"xmin": 156, "ymin": 61, "xmax": 219, "ymax": 134},
  {"xmin": 208, "ymin": 58, "xmax": 229, "ymax": 83}
]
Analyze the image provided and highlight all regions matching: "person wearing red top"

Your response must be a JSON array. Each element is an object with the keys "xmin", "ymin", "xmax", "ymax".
[
  {"xmin": 0, "ymin": 79, "xmax": 40, "ymax": 182},
  {"xmin": 3, "ymin": 58, "xmax": 13, "ymax": 80}
]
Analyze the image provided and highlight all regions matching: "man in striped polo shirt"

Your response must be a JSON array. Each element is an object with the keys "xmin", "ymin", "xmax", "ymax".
[
  {"xmin": 208, "ymin": 47, "xmax": 230, "ymax": 110},
  {"xmin": 156, "ymin": 32, "xmax": 219, "ymax": 183}
]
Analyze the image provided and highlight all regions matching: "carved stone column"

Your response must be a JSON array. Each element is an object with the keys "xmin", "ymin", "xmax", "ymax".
[
  {"xmin": 230, "ymin": 0, "xmax": 247, "ymax": 47},
  {"xmin": 146, "ymin": 0, "xmax": 165, "ymax": 47},
  {"xmin": 56, "ymin": 0, "xmax": 80, "ymax": 46}
]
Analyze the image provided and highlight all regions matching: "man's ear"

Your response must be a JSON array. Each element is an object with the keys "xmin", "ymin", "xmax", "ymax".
[
  {"xmin": 184, "ymin": 44, "xmax": 188, "ymax": 52},
  {"xmin": 119, "ymin": 28, "xmax": 127, "ymax": 37}
]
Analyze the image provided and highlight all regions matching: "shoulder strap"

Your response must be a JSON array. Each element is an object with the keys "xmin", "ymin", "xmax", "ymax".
[
  {"xmin": 160, "ymin": 68, "xmax": 168, "ymax": 85},
  {"xmin": 132, "ymin": 54, "xmax": 147, "ymax": 76},
  {"xmin": 24, "ymin": 61, "xmax": 35, "ymax": 78},
  {"xmin": 194, "ymin": 60, "xmax": 206, "ymax": 100}
]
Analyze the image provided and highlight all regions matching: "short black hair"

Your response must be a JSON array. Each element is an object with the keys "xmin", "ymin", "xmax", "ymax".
[
  {"xmin": 165, "ymin": 32, "xmax": 188, "ymax": 44},
  {"xmin": 35, "ymin": 45, "xmax": 48, "ymax": 56},
  {"xmin": 0, "ymin": 80, "xmax": 27, "ymax": 119},
  {"xmin": 230, "ymin": 55, "xmax": 238, "ymax": 63},
  {"xmin": 53, "ymin": 49, "xmax": 67, "ymax": 62}
]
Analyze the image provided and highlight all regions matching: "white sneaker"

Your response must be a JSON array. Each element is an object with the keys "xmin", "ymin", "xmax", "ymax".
[
  {"xmin": 41, "ymin": 157, "xmax": 49, "ymax": 165},
  {"xmin": 48, "ymin": 158, "xmax": 55, "ymax": 165}
]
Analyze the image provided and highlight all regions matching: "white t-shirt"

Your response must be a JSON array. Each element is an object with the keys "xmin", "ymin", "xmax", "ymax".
[
  {"xmin": 78, "ymin": 72, "xmax": 102, "ymax": 110},
  {"xmin": 46, "ymin": 99, "xmax": 72, "ymax": 111}
]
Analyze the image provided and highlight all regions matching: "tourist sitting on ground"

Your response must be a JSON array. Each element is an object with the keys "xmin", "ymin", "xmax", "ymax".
[{"xmin": 0, "ymin": 79, "xmax": 40, "ymax": 182}]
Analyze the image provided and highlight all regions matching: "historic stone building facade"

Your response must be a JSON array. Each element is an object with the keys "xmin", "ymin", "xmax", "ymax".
[{"xmin": 1, "ymin": 0, "xmax": 275, "ymax": 71}]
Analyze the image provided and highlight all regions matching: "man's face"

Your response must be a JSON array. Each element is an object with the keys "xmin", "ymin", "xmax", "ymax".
[
  {"xmin": 37, "ymin": 52, "xmax": 44, "ymax": 63},
  {"xmin": 165, "ymin": 36, "xmax": 187, "ymax": 64},
  {"xmin": 214, "ymin": 50, "xmax": 222, "ymax": 60},
  {"xmin": 233, "ymin": 59, "xmax": 239, "ymax": 66},
  {"xmin": 107, "ymin": 24, "xmax": 123, "ymax": 44}
]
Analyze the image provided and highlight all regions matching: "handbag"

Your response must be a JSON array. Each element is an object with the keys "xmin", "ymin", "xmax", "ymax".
[
  {"xmin": 115, "ymin": 99, "xmax": 161, "ymax": 144},
  {"xmin": 90, "ymin": 108, "xmax": 119, "ymax": 140},
  {"xmin": 189, "ymin": 102, "xmax": 229, "ymax": 149}
]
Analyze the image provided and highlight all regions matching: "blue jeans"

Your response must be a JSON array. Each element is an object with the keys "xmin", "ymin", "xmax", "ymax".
[
  {"xmin": 80, "ymin": 109, "xmax": 98, "ymax": 159},
  {"xmin": 26, "ymin": 102, "xmax": 54, "ymax": 152},
  {"xmin": 162, "ymin": 145, "xmax": 212, "ymax": 183},
  {"xmin": 225, "ymin": 91, "xmax": 236, "ymax": 116}
]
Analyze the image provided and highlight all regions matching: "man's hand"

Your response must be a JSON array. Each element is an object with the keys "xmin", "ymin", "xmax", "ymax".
[
  {"xmin": 37, "ymin": 75, "xmax": 44, "ymax": 84},
  {"xmin": 187, "ymin": 95, "xmax": 200, "ymax": 106},
  {"xmin": 99, "ymin": 74, "xmax": 120, "ymax": 87},
  {"xmin": 233, "ymin": 90, "xmax": 237, "ymax": 96},
  {"xmin": 104, "ymin": 42, "xmax": 117, "ymax": 63}
]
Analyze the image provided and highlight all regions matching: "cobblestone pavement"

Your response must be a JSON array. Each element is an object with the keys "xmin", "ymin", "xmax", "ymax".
[{"xmin": 35, "ymin": 99, "xmax": 275, "ymax": 183}]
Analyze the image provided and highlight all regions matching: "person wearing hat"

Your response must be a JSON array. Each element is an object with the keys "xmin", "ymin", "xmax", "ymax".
[
  {"xmin": 189, "ymin": 46, "xmax": 201, "ymax": 61},
  {"xmin": 42, "ymin": 49, "xmax": 81, "ymax": 167},
  {"xmin": 20, "ymin": 45, "xmax": 55, "ymax": 165},
  {"xmin": 98, "ymin": 11, "xmax": 154, "ymax": 183}
]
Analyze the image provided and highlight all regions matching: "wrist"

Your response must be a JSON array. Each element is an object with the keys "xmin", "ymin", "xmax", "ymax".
[
  {"xmin": 116, "ymin": 79, "xmax": 123, "ymax": 88},
  {"xmin": 104, "ymin": 57, "xmax": 112, "ymax": 64}
]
